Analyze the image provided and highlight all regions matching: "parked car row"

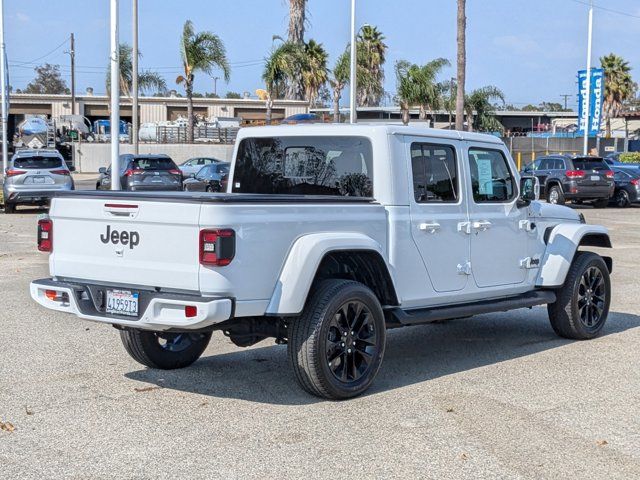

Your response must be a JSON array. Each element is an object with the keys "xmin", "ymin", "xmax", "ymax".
[
  {"xmin": 521, "ymin": 154, "xmax": 640, "ymax": 208},
  {"xmin": 96, "ymin": 155, "xmax": 229, "ymax": 193}
]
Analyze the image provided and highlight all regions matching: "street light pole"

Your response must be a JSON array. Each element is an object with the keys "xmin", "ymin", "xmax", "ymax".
[
  {"xmin": 349, "ymin": 0, "xmax": 357, "ymax": 124},
  {"xmin": 213, "ymin": 76, "xmax": 219, "ymax": 96},
  {"xmin": 110, "ymin": 0, "xmax": 121, "ymax": 190},
  {"xmin": 132, "ymin": 0, "xmax": 139, "ymax": 154},
  {"xmin": 69, "ymin": 33, "xmax": 76, "ymax": 115},
  {"xmin": 583, "ymin": 1, "xmax": 594, "ymax": 155},
  {"xmin": 0, "ymin": 0, "xmax": 8, "ymax": 174}
]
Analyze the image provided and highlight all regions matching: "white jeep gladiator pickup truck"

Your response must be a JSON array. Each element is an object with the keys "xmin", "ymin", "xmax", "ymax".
[{"xmin": 31, "ymin": 124, "xmax": 613, "ymax": 399}]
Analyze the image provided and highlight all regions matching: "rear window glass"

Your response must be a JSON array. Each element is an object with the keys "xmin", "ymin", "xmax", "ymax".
[
  {"xmin": 232, "ymin": 136, "xmax": 373, "ymax": 196},
  {"xmin": 214, "ymin": 163, "xmax": 230, "ymax": 174},
  {"xmin": 131, "ymin": 157, "xmax": 177, "ymax": 170},
  {"xmin": 572, "ymin": 158, "xmax": 608, "ymax": 171},
  {"xmin": 13, "ymin": 156, "xmax": 63, "ymax": 169}
]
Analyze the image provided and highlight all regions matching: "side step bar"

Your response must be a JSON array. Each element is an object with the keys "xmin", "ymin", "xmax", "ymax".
[{"xmin": 389, "ymin": 290, "xmax": 556, "ymax": 327}]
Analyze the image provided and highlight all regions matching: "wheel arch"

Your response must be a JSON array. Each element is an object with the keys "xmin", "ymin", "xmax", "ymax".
[
  {"xmin": 265, "ymin": 232, "xmax": 399, "ymax": 316},
  {"xmin": 536, "ymin": 224, "xmax": 612, "ymax": 287}
]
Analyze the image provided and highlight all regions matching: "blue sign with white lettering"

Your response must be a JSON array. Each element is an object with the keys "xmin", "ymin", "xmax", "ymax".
[{"xmin": 577, "ymin": 68, "xmax": 604, "ymax": 137}]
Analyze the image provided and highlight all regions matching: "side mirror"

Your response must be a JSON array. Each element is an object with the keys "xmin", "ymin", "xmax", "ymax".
[
  {"xmin": 98, "ymin": 167, "xmax": 107, "ymax": 174},
  {"xmin": 519, "ymin": 175, "xmax": 540, "ymax": 205},
  {"xmin": 69, "ymin": 166, "xmax": 76, "ymax": 172},
  {"xmin": 190, "ymin": 173, "xmax": 196, "ymax": 179}
]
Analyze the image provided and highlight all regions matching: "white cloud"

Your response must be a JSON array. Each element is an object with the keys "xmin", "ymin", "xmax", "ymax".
[{"xmin": 15, "ymin": 12, "xmax": 30, "ymax": 23}]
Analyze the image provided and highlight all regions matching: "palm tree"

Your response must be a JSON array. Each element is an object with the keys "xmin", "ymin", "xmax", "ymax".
[
  {"xmin": 464, "ymin": 86, "xmax": 504, "ymax": 132},
  {"xmin": 106, "ymin": 43, "xmax": 166, "ymax": 96},
  {"xmin": 263, "ymin": 39, "xmax": 328, "ymax": 107},
  {"xmin": 286, "ymin": 0, "xmax": 307, "ymax": 99},
  {"xmin": 176, "ymin": 20, "xmax": 230, "ymax": 143},
  {"xmin": 357, "ymin": 25, "xmax": 387, "ymax": 107},
  {"xmin": 395, "ymin": 58, "xmax": 450, "ymax": 125},
  {"xmin": 329, "ymin": 50, "xmax": 350, "ymax": 123},
  {"xmin": 455, "ymin": 0, "xmax": 466, "ymax": 131},
  {"xmin": 600, "ymin": 53, "xmax": 634, "ymax": 138}
]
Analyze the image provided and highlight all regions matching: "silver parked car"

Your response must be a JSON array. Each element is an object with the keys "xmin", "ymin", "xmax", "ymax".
[
  {"xmin": 3, "ymin": 149, "xmax": 74, "ymax": 213},
  {"xmin": 178, "ymin": 157, "xmax": 224, "ymax": 177}
]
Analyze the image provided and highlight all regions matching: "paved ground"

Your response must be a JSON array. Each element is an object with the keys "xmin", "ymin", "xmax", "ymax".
[{"xmin": 0, "ymin": 201, "xmax": 639, "ymax": 479}]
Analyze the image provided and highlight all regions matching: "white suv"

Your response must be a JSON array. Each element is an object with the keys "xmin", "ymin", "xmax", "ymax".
[{"xmin": 30, "ymin": 125, "xmax": 612, "ymax": 399}]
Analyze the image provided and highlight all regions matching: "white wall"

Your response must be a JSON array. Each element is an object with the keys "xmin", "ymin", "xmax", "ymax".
[{"xmin": 73, "ymin": 143, "xmax": 234, "ymax": 172}]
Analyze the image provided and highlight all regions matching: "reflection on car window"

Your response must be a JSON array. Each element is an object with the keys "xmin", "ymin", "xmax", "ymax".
[
  {"xmin": 410, "ymin": 143, "xmax": 458, "ymax": 203},
  {"xmin": 232, "ymin": 136, "xmax": 373, "ymax": 196},
  {"xmin": 131, "ymin": 158, "xmax": 177, "ymax": 170},
  {"xmin": 13, "ymin": 156, "xmax": 63, "ymax": 169},
  {"xmin": 468, "ymin": 148, "xmax": 516, "ymax": 203}
]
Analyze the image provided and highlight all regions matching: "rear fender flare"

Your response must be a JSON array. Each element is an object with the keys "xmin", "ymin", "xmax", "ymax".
[
  {"xmin": 536, "ymin": 224, "xmax": 611, "ymax": 287},
  {"xmin": 265, "ymin": 232, "xmax": 393, "ymax": 316}
]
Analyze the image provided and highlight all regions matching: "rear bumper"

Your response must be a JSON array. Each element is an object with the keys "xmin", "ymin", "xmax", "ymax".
[
  {"xmin": 562, "ymin": 182, "xmax": 613, "ymax": 200},
  {"xmin": 4, "ymin": 185, "xmax": 74, "ymax": 204},
  {"xmin": 30, "ymin": 278, "xmax": 232, "ymax": 331},
  {"xmin": 128, "ymin": 184, "xmax": 182, "ymax": 192}
]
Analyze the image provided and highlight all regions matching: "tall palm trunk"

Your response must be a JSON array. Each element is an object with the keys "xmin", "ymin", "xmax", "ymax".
[
  {"xmin": 332, "ymin": 87, "xmax": 341, "ymax": 123},
  {"xmin": 288, "ymin": 0, "xmax": 305, "ymax": 45},
  {"xmin": 186, "ymin": 81, "xmax": 194, "ymax": 143},
  {"xmin": 455, "ymin": 0, "xmax": 466, "ymax": 131}
]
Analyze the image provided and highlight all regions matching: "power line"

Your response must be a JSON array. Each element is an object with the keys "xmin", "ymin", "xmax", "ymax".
[
  {"xmin": 12, "ymin": 35, "xmax": 70, "ymax": 65},
  {"xmin": 569, "ymin": 0, "xmax": 640, "ymax": 20}
]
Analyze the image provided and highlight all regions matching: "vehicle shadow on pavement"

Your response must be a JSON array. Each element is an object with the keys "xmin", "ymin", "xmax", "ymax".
[{"xmin": 125, "ymin": 309, "xmax": 640, "ymax": 405}]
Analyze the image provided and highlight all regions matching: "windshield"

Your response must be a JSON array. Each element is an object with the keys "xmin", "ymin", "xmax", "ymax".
[
  {"xmin": 572, "ymin": 158, "xmax": 608, "ymax": 171},
  {"xmin": 232, "ymin": 136, "xmax": 373, "ymax": 196},
  {"xmin": 13, "ymin": 156, "xmax": 63, "ymax": 169},
  {"xmin": 131, "ymin": 157, "xmax": 177, "ymax": 170}
]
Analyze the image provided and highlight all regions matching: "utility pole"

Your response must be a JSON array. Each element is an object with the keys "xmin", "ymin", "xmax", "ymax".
[
  {"xmin": 560, "ymin": 94, "xmax": 571, "ymax": 111},
  {"xmin": 349, "ymin": 0, "xmax": 357, "ymax": 124},
  {"xmin": 69, "ymin": 33, "xmax": 75, "ymax": 114},
  {"xmin": 0, "ymin": 0, "xmax": 7, "ymax": 174},
  {"xmin": 583, "ymin": 1, "xmax": 594, "ymax": 155},
  {"xmin": 132, "ymin": 0, "xmax": 139, "ymax": 153},
  {"xmin": 110, "ymin": 0, "xmax": 121, "ymax": 190},
  {"xmin": 213, "ymin": 76, "xmax": 219, "ymax": 96}
]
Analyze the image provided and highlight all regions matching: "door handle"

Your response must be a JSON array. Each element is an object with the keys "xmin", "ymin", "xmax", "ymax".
[
  {"xmin": 419, "ymin": 222, "xmax": 441, "ymax": 234},
  {"xmin": 472, "ymin": 220, "xmax": 492, "ymax": 231}
]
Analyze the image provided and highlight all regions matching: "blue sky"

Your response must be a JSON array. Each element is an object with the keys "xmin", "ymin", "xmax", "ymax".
[{"xmin": 4, "ymin": 0, "xmax": 640, "ymax": 109}]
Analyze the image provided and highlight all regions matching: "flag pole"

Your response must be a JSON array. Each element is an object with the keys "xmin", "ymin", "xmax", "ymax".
[
  {"xmin": 349, "ymin": 0, "xmax": 357, "ymax": 124},
  {"xmin": 110, "ymin": 0, "xmax": 121, "ymax": 189},
  {"xmin": 583, "ymin": 1, "xmax": 593, "ymax": 155},
  {"xmin": 0, "ymin": 0, "xmax": 8, "ymax": 173}
]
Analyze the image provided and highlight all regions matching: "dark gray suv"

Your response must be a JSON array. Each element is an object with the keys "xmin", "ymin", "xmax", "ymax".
[
  {"xmin": 97, "ymin": 154, "xmax": 183, "ymax": 191},
  {"xmin": 521, "ymin": 155, "xmax": 614, "ymax": 207}
]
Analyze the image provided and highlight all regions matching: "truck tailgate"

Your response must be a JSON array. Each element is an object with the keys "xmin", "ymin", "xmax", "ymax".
[{"xmin": 49, "ymin": 197, "xmax": 201, "ymax": 291}]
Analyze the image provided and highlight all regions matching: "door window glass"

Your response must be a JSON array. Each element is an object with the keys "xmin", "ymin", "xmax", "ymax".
[
  {"xmin": 468, "ymin": 148, "xmax": 516, "ymax": 203},
  {"xmin": 410, "ymin": 143, "xmax": 458, "ymax": 202}
]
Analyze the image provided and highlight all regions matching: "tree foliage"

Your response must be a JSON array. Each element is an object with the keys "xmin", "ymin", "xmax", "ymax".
[
  {"xmin": 356, "ymin": 25, "xmax": 387, "ymax": 107},
  {"xmin": 395, "ymin": 58, "xmax": 450, "ymax": 123},
  {"xmin": 600, "ymin": 53, "xmax": 634, "ymax": 137},
  {"xmin": 106, "ymin": 44, "xmax": 167, "ymax": 97},
  {"xmin": 24, "ymin": 63, "xmax": 69, "ymax": 94},
  {"xmin": 464, "ymin": 86, "xmax": 505, "ymax": 132}
]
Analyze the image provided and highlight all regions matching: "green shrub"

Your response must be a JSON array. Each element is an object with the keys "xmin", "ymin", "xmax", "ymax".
[{"xmin": 619, "ymin": 152, "xmax": 640, "ymax": 164}]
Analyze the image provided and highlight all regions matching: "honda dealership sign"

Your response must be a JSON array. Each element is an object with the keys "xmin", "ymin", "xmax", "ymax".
[{"xmin": 577, "ymin": 68, "xmax": 604, "ymax": 137}]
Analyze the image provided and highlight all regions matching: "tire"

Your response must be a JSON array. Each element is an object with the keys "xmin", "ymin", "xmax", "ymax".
[
  {"xmin": 593, "ymin": 198, "xmax": 609, "ymax": 209},
  {"xmin": 547, "ymin": 252, "xmax": 611, "ymax": 340},
  {"xmin": 205, "ymin": 185, "xmax": 213, "ymax": 193},
  {"xmin": 614, "ymin": 190, "xmax": 630, "ymax": 208},
  {"xmin": 547, "ymin": 185, "xmax": 565, "ymax": 205},
  {"xmin": 3, "ymin": 202, "xmax": 15, "ymax": 214},
  {"xmin": 288, "ymin": 279, "xmax": 386, "ymax": 400},
  {"xmin": 119, "ymin": 329, "xmax": 212, "ymax": 370}
]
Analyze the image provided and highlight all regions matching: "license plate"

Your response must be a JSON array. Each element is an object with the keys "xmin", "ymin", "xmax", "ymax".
[
  {"xmin": 106, "ymin": 289, "xmax": 139, "ymax": 316},
  {"xmin": 590, "ymin": 175, "xmax": 600, "ymax": 181},
  {"xmin": 33, "ymin": 176, "xmax": 46, "ymax": 184}
]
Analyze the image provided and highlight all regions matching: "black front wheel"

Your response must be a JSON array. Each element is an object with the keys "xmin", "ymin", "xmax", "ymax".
[
  {"xmin": 120, "ymin": 329, "xmax": 212, "ymax": 369},
  {"xmin": 615, "ymin": 190, "xmax": 630, "ymax": 208},
  {"xmin": 547, "ymin": 252, "xmax": 611, "ymax": 340},
  {"xmin": 288, "ymin": 279, "xmax": 386, "ymax": 400},
  {"xmin": 547, "ymin": 185, "xmax": 565, "ymax": 205},
  {"xmin": 592, "ymin": 198, "xmax": 609, "ymax": 209},
  {"xmin": 3, "ymin": 202, "xmax": 15, "ymax": 214}
]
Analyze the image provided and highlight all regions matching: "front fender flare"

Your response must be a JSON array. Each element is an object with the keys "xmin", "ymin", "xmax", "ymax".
[
  {"xmin": 536, "ymin": 224, "xmax": 611, "ymax": 287},
  {"xmin": 265, "ymin": 232, "xmax": 390, "ymax": 316}
]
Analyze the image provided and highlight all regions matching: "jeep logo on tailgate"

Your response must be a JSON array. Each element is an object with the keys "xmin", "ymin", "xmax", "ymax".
[{"xmin": 100, "ymin": 225, "xmax": 140, "ymax": 249}]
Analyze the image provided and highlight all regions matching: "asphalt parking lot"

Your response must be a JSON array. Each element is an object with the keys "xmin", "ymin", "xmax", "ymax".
[{"xmin": 1, "ymin": 189, "xmax": 639, "ymax": 479}]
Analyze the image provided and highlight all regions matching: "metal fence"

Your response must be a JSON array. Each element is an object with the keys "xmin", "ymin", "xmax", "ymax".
[{"xmin": 155, "ymin": 126, "xmax": 239, "ymax": 144}]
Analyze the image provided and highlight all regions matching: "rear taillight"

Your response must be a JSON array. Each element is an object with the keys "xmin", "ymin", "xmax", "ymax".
[
  {"xmin": 37, "ymin": 218, "xmax": 53, "ymax": 252},
  {"xmin": 604, "ymin": 170, "xmax": 614, "ymax": 179},
  {"xmin": 199, "ymin": 229, "xmax": 235, "ymax": 266},
  {"xmin": 50, "ymin": 169, "xmax": 70, "ymax": 176},
  {"xmin": 124, "ymin": 168, "xmax": 143, "ymax": 177},
  {"xmin": 631, "ymin": 179, "xmax": 639, "ymax": 186},
  {"xmin": 6, "ymin": 169, "xmax": 26, "ymax": 177},
  {"xmin": 566, "ymin": 170, "xmax": 585, "ymax": 179},
  {"xmin": 169, "ymin": 169, "xmax": 182, "ymax": 176}
]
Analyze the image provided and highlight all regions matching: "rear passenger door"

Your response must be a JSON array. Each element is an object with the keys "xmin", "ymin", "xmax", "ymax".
[
  {"xmin": 407, "ymin": 139, "xmax": 470, "ymax": 292},
  {"xmin": 466, "ymin": 145, "xmax": 528, "ymax": 288}
]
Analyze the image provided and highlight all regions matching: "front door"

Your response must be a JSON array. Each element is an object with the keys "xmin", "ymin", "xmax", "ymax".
[
  {"xmin": 407, "ymin": 139, "xmax": 470, "ymax": 292},
  {"xmin": 466, "ymin": 145, "xmax": 528, "ymax": 288}
]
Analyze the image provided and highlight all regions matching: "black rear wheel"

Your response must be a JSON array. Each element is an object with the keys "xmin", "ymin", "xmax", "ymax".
[
  {"xmin": 288, "ymin": 279, "xmax": 386, "ymax": 400},
  {"xmin": 120, "ymin": 329, "xmax": 212, "ymax": 369},
  {"xmin": 614, "ymin": 189, "xmax": 630, "ymax": 208},
  {"xmin": 3, "ymin": 202, "xmax": 15, "ymax": 214},
  {"xmin": 547, "ymin": 185, "xmax": 565, "ymax": 205}
]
